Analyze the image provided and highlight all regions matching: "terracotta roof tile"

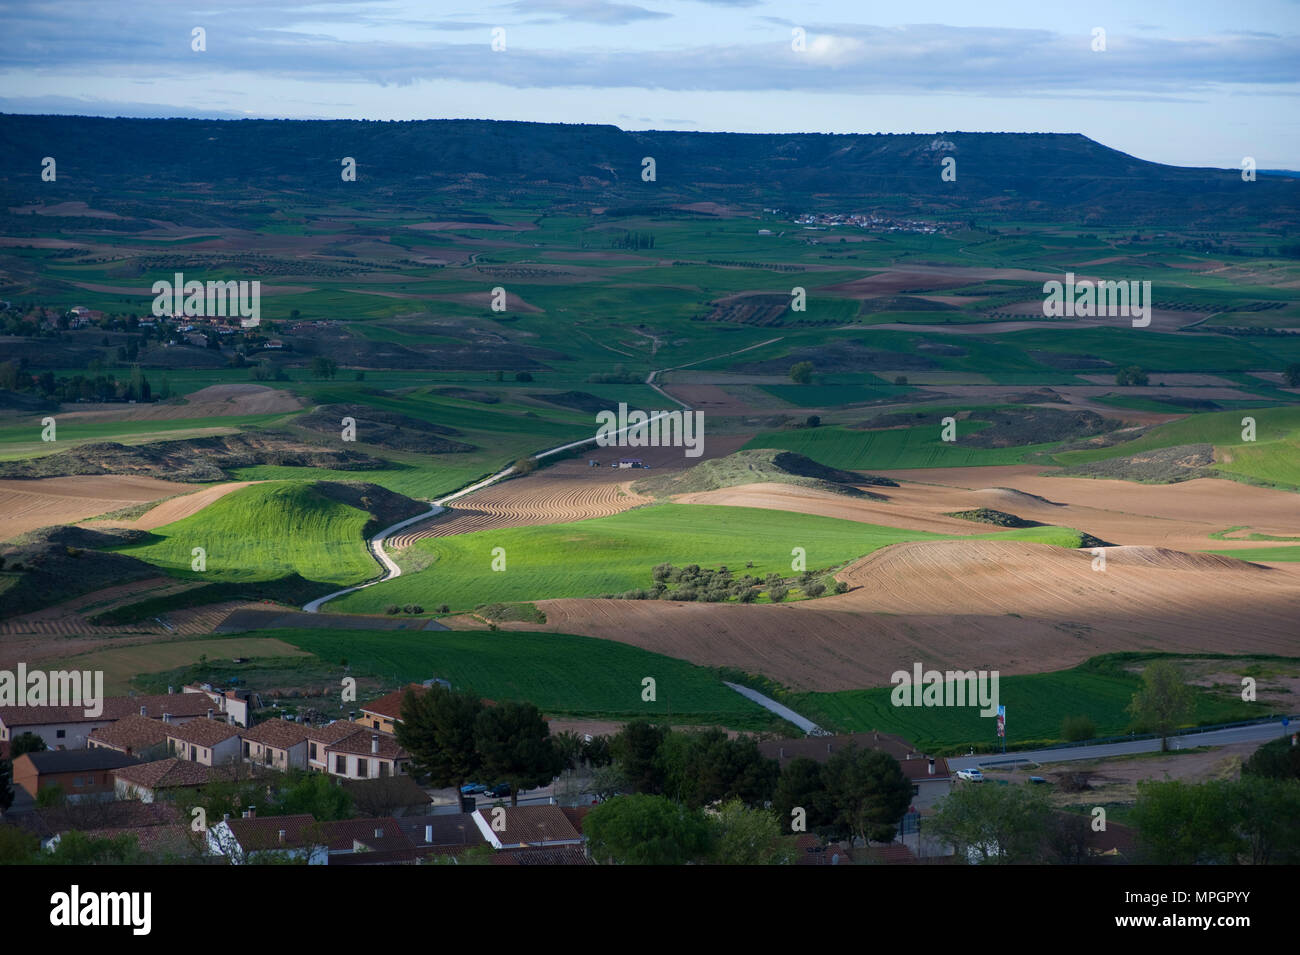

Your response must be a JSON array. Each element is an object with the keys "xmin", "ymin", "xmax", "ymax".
[
  {"xmin": 225, "ymin": 814, "xmax": 322, "ymax": 852},
  {"xmin": 88, "ymin": 714, "xmax": 169, "ymax": 753},
  {"xmin": 475, "ymin": 806, "xmax": 582, "ymax": 846},
  {"xmin": 359, "ymin": 685, "xmax": 427, "ymax": 721},
  {"xmin": 165, "ymin": 717, "xmax": 240, "ymax": 747},
  {"xmin": 240, "ymin": 718, "xmax": 309, "ymax": 750},
  {"xmin": 113, "ymin": 757, "xmax": 212, "ymax": 790},
  {"xmin": 325, "ymin": 729, "xmax": 408, "ymax": 759}
]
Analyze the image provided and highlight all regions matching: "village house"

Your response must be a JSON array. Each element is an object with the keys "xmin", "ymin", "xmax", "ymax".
[
  {"xmin": 113, "ymin": 757, "xmax": 215, "ymax": 803},
  {"xmin": 207, "ymin": 811, "xmax": 328, "ymax": 865},
  {"xmin": 164, "ymin": 717, "xmax": 242, "ymax": 766},
  {"xmin": 358, "ymin": 685, "xmax": 427, "ymax": 734},
  {"xmin": 321, "ymin": 728, "xmax": 412, "ymax": 780},
  {"xmin": 240, "ymin": 717, "xmax": 309, "ymax": 771},
  {"xmin": 12, "ymin": 748, "xmax": 141, "ymax": 802},
  {"xmin": 182, "ymin": 683, "xmax": 250, "ymax": 726},
  {"xmin": 0, "ymin": 691, "xmax": 220, "ymax": 751},
  {"xmin": 472, "ymin": 805, "xmax": 584, "ymax": 851},
  {"xmin": 87, "ymin": 714, "xmax": 169, "ymax": 758}
]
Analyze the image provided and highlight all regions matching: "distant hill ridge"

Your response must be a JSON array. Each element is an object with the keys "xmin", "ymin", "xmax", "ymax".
[
  {"xmin": 0, "ymin": 115, "xmax": 1294, "ymax": 226},
  {"xmin": 634, "ymin": 448, "xmax": 897, "ymax": 499}
]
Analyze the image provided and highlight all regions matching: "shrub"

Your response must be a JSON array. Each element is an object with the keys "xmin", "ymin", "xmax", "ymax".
[
  {"xmin": 833, "ymin": 580, "xmax": 849, "ymax": 594},
  {"xmin": 738, "ymin": 587, "xmax": 759, "ymax": 604},
  {"xmin": 805, "ymin": 414, "xmax": 821, "ymax": 427},
  {"xmin": 403, "ymin": 604, "xmax": 416, "ymax": 614},
  {"xmin": 769, "ymin": 586, "xmax": 789, "ymax": 602},
  {"xmin": 622, "ymin": 589, "xmax": 650, "ymax": 600},
  {"xmin": 438, "ymin": 604, "xmax": 450, "ymax": 614},
  {"xmin": 385, "ymin": 605, "xmax": 400, "ymax": 615},
  {"xmin": 1116, "ymin": 365, "xmax": 1149, "ymax": 386},
  {"xmin": 1061, "ymin": 715, "xmax": 1097, "ymax": 742},
  {"xmin": 894, "ymin": 375, "xmax": 908, "ymax": 385},
  {"xmin": 789, "ymin": 361, "xmax": 814, "ymax": 384},
  {"xmin": 804, "ymin": 582, "xmax": 826, "ymax": 597},
  {"xmin": 514, "ymin": 371, "xmax": 534, "ymax": 382}
]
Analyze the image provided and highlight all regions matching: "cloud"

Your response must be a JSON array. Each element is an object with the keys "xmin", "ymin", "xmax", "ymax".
[
  {"xmin": 1, "ymin": 6, "xmax": 1297, "ymax": 100},
  {"xmin": 507, "ymin": 0, "xmax": 671, "ymax": 25}
]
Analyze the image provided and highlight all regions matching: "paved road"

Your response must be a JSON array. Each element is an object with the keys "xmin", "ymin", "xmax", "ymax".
[
  {"xmin": 302, "ymin": 503, "xmax": 444, "ymax": 612},
  {"xmin": 947, "ymin": 718, "xmax": 1297, "ymax": 771},
  {"xmin": 303, "ymin": 412, "xmax": 679, "ymax": 612},
  {"xmin": 303, "ymin": 338, "xmax": 786, "ymax": 614},
  {"xmin": 723, "ymin": 682, "xmax": 827, "ymax": 736}
]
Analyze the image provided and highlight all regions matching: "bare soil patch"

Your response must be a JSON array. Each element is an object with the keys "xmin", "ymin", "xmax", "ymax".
[
  {"xmin": 58, "ymin": 385, "xmax": 301, "ymax": 423},
  {"xmin": 494, "ymin": 540, "xmax": 1300, "ymax": 691},
  {"xmin": 0, "ymin": 475, "xmax": 198, "ymax": 540}
]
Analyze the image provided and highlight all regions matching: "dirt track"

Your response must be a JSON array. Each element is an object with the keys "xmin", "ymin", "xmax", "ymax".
[
  {"xmin": 0, "ymin": 475, "xmax": 199, "ymax": 540},
  {"xmin": 389, "ymin": 435, "xmax": 753, "ymax": 547},
  {"xmin": 493, "ymin": 539, "xmax": 1300, "ymax": 692}
]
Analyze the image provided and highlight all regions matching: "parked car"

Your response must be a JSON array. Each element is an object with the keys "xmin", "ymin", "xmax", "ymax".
[
  {"xmin": 460, "ymin": 782, "xmax": 487, "ymax": 794},
  {"xmin": 956, "ymin": 768, "xmax": 984, "ymax": 782},
  {"xmin": 1028, "ymin": 776, "xmax": 1047, "ymax": 785},
  {"xmin": 487, "ymin": 782, "xmax": 511, "ymax": 798}
]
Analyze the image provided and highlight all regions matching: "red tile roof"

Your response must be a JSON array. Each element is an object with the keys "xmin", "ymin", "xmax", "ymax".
[
  {"xmin": 359, "ymin": 685, "xmax": 427, "ymax": 722},
  {"xmin": 0, "ymin": 693, "xmax": 215, "ymax": 728},
  {"xmin": 325, "ymin": 729, "xmax": 409, "ymax": 760},
  {"xmin": 317, "ymin": 817, "xmax": 413, "ymax": 855},
  {"xmin": 239, "ymin": 717, "xmax": 308, "ymax": 750},
  {"xmin": 113, "ymin": 757, "xmax": 212, "ymax": 790},
  {"xmin": 165, "ymin": 717, "xmax": 240, "ymax": 747},
  {"xmin": 88, "ymin": 715, "xmax": 168, "ymax": 753},
  {"xmin": 225, "ymin": 814, "xmax": 322, "ymax": 852},
  {"xmin": 475, "ymin": 806, "xmax": 583, "ymax": 847}
]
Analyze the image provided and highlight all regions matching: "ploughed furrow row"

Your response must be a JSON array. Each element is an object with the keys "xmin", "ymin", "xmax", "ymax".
[{"xmin": 389, "ymin": 478, "xmax": 646, "ymax": 547}]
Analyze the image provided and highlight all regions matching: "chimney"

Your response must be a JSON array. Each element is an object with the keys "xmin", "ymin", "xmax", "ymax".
[
  {"xmin": 241, "ymin": 810, "xmax": 250, "ymax": 819},
  {"xmin": 278, "ymin": 829, "xmax": 286, "ymax": 844},
  {"xmin": 223, "ymin": 813, "xmax": 230, "ymax": 823},
  {"xmin": 248, "ymin": 806, "xmax": 256, "ymax": 819},
  {"xmin": 162, "ymin": 713, "xmax": 171, "ymax": 724},
  {"xmin": 928, "ymin": 758, "xmax": 935, "ymax": 776},
  {"xmin": 374, "ymin": 828, "xmax": 383, "ymax": 839},
  {"xmin": 371, "ymin": 734, "xmax": 380, "ymax": 754},
  {"xmin": 826, "ymin": 743, "xmax": 832, "ymax": 754},
  {"xmin": 140, "ymin": 706, "xmax": 147, "ymax": 716},
  {"xmin": 779, "ymin": 747, "xmax": 784, "ymax": 759},
  {"xmin": 349, "ymin": 711, "xmax": 356, "ymax": 721},
  {"xmin": 168, "ymin": 686, "xmax": 174, "ymax": 694},
  {"xmin": 425, "ymin": 825, "xmax": 433, "ymax": 844},
  {"xmin": 207, "ymin": 708, "xmax": 214, "ymax": 720}
]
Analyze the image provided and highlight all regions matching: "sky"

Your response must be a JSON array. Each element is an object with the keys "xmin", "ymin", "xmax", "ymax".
[{"xmin": 1, "ymin": 0, "xmax": 1298, "ymax": 168}]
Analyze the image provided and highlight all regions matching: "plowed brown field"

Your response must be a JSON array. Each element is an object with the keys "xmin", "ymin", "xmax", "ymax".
[
  {"xmin": 91, "ymin": 480, "xmax": 261, "ymax": 530},
  {"xmin": 488, "ymin": 540, "xmax": 1300, "ymax": 691},
  {"xmin": 675, "ymin": 468, "xmax": 1300, "ymax": 556},
  {"xmin": 0, "ymin": 475, "xmax": 199, "ymax": 540},
  {"xmin": 391, "ymin": 478, "xmax": 650, "ymax": 546}
]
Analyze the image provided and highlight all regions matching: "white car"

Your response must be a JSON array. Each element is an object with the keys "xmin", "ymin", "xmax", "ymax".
[{"xmin": 956, "ymin": 768, "xmax": 984, "ymax": 782}]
